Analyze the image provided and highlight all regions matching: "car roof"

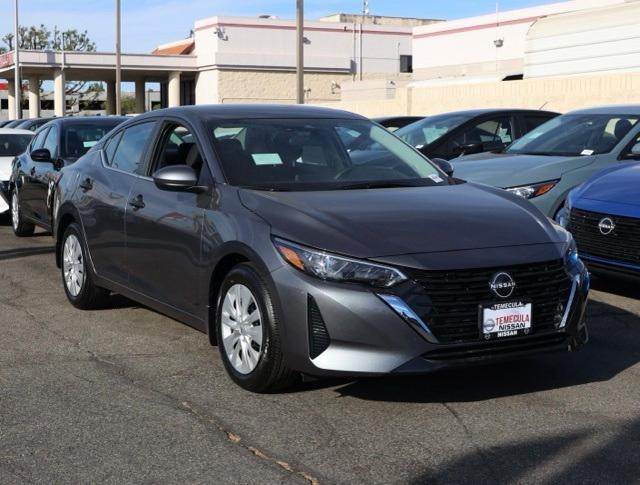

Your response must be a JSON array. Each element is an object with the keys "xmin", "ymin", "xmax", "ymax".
[
  {"xmin": 430, "ymin": 108, "xmax": 559, "ymax": 117},
  {"xmin": 44, "ymin": 116, "xmax": 129, "ymax": 126},
  {"xmin": 0, "ymin": 128, "xmax": 34, "ymax": 135},
  {"xmin": 568, "ymin": 104, "xmax": 640, "ymax": 116},
  {"xmin": 135, "ymin": 104, "xmax": 366, "ymax": 121}
]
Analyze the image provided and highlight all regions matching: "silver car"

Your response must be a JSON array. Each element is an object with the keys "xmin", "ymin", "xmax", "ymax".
[{"xmin": 451, "ymin": 105, "xmax": 640, "ymax": 219}]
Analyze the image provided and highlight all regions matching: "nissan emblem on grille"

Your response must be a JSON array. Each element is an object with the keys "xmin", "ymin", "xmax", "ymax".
[
  {"xmin": 598, "ymin": 217, "xmax": 615, "ymax": 235},
  {"xmin": 489, "ymin": 272, "xmax": 516, "ymax": 298}
]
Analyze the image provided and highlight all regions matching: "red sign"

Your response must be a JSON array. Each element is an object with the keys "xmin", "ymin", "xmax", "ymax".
[{"xmin": 0, "ymin": 51, "xmax": 14, "ymax": 68}]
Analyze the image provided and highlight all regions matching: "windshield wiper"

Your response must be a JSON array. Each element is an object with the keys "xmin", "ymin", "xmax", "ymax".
[{"xmin": 336, "ymin": 180, "xmax": 427, "ymax": 190}]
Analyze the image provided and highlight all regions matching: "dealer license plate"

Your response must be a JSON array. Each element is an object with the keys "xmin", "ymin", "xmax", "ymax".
[{"xmin": 480, "ymin": 301, "xmax": 532, "ymax": 339}]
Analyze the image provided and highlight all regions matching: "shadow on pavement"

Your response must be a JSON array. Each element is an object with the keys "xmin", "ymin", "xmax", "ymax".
[
  {"xmin": 591, "ymin": 274, "xmax": 640, "ymax": 300},
  {"xmin": 289, "ymin": 300, "xmax": 640, "ymax": 401},
  {"xmin": 0, "ymin": 245, "xmax": 56, "ymax": 261},
  {"xmin": 408, "ymin": 417, "xmax": 640, "ymax": 485}
]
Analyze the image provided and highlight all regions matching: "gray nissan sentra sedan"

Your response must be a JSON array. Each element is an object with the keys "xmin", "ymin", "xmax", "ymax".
[{"xmin": 54, "ymin": 105, "xmax": 589, "ymax": 392}]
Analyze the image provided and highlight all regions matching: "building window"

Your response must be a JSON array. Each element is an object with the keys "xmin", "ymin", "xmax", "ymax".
[{"xmin": 400, "ymin": 55, "xmax": 413, "ymax": 73}]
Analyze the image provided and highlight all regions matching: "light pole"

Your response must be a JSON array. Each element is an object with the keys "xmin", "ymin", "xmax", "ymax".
[
  {"xmin": 115, "ymin": 0, "xmax": 122, "ymax": 115},
  {"xmin": 296, "ymin": 0, "xmax": 304, "ymax": 104},
  {"xmin": 14, "ymin": 0, "xmax": 21, "ymax": 120}
]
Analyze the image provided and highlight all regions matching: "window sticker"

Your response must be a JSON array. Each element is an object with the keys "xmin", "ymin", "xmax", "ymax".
[
  {"xmin": 428, "ymin": 174, "xmax": 444, "ymax": 183},
  {"xmin": 252, "ymin": 153, "xmax": 283, "ymax": 165},
  {"xmin": 580, "ymin": 149, "xmax": 594, "ymax": 156},
  {"xmin": 83, "ymin": 141, "xmax": 98, "ymax": 148}
]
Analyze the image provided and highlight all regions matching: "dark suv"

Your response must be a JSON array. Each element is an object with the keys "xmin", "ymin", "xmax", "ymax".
[{"xmin": 54, "ymin": 105, "xmax": 589, "ymax": 392}]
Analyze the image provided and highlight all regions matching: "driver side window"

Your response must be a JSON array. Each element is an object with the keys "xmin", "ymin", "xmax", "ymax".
[
  {"xmin": 30, "ymin": 128, "xmax": 49, "ymax": 152},
  {"xmin": 152, "ymin": 123, "xmax": 204, "ymax": 179},
  {"xmin": 451, "ymin": 116, "xmax": 513, "ymax": 147}
]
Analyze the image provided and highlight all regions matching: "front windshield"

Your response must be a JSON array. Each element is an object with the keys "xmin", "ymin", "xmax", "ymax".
[
  {"xmin": 507, "ymin": 114, "xmax": 639, "ymax": 156},
  {"xmin": 394, "ymin": 113, "xmax": 473, "ymax": 148},
  {"xmin": 62, "ymin": 123, "xmax": 120, "ymax": 159},
  {"xmin": 209, "ymin": 118, "xmax": 448, "ymax": 191},
  {"xmin": 0, "ymin": 134, "xmax": 32, "ymax": 157}
]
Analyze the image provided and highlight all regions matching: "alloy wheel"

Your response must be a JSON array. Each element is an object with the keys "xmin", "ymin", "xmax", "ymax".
[
  {"xmin": 63, "ymin": 234, "xmax": 85, "ymax": 297},
  {"xmin": 11, "ymin": 192, "xmax": 19, "ymax": 231},
  {"xmin": 220, "ymin": 283, "xmax": 264, "ymax": 374}
]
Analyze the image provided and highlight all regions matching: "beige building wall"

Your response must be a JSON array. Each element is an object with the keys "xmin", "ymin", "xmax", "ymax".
[
  {"xmin": 213, "ymin": 70, "xmax": 409, "ymax": 104},
  {"xmin": 317, "ymin": 72, "xmax": 640, "ymax": 117}
]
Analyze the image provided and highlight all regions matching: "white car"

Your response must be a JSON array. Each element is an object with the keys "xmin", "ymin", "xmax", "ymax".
[{"xmin": 0, "ymin": 128, "xmax": 33, "ymax": 214}]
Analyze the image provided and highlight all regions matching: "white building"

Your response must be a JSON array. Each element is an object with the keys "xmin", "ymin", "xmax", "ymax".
[
  {"xmin": 0, "ymin": 13, "xmax": 440, "ymax": 120},
  {"xmin": 410, "ymin": 0, "xmax": 625, "ymax": 84}
]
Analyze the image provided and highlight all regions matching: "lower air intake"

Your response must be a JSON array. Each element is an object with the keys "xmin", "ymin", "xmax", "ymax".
[{"xmin": 308, "ymin": 295, "xmax": 330, "ymax": 359}]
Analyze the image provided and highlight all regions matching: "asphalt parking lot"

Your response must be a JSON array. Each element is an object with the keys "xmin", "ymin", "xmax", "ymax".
[{"xmin": 1, "ymin": 220, "xmax": 639, "ymax": 485}]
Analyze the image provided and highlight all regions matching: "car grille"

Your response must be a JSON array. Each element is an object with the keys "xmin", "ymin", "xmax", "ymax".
[
  {"xmin": 568, "ymin": 208, "xmax": 640, "ymax": 266},
  {"xmin": 403, "ymin": 260, "xmax": 572, "ymax": 344}
]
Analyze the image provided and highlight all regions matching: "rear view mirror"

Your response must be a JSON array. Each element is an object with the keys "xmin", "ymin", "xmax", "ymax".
[
  {"xmin": 153, "ymin": 165, "xmax": 205, "ymax": 192},
  {"xmin": 432, "ymin": 158, "xmax": 454, "ymax": 177},
  {"xmin": 31, "ymin": 148, "xmax": 52, "ymax": 163}
]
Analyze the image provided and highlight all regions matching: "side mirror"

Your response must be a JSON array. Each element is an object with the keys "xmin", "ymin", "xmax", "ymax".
[
  {"xmin": 153, "ymin": 165, "xmax": 204, "ymax": 192},
  {"xmin": 625, "ymin": 142, "xmax": 640, "ymax": 160},
  {"xmin": 432, "ymin": 158, "xmax": 454, "ymax": 177},
  {"xmin": 31, "ymin": 148, "xmax": 52, "ymax": 163}
]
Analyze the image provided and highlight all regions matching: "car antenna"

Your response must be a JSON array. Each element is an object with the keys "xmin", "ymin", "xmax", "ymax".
[{"xmin": 538, "ymin": 101, "xmax": 549, "ymax": 110}]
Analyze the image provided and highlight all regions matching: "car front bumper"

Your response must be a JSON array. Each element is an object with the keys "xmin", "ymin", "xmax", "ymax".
[{"xmin": 270, "ymin": 258, "xmax": 589, "ymax": 377}]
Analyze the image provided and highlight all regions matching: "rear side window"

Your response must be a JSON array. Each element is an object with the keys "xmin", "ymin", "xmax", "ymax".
[
  {"xmin": 110, "ymin": 122, "xmax": 156, "ymax": 175},
  {"xmin": 103, "ymin": 131, "xmax": 123, "ymax": 166}
]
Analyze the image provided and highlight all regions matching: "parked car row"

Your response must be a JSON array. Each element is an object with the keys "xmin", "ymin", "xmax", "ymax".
[{"xmin": 1, "ymin": 103, "xmax": 637, "ymax": 393}]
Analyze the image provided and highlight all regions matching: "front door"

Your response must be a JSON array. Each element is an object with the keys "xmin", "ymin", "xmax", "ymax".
[{"xmin": 125, "ymin": 121, "xmax": 208, "ymax": 318}]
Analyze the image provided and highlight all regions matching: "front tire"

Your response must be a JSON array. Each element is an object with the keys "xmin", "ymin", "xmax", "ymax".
[
  {"xmin": 11, "ymin": 189, "xmax": 35, "ymax": 237},
  {"xmin": 215, "ymin": 263, "xmax": 298, "ymax": 392},
  {"xmin": 61, "ymin": 223, "xmax": 109, "ymax": 309}
]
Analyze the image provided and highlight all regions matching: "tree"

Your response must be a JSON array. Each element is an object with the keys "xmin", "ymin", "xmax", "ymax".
[{"xmin": 0, "ymin": 25, "xmax": 97, "ymax": 94}]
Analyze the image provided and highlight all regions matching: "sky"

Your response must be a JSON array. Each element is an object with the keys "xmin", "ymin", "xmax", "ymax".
[{"xmin": 0, "ymin": 0, "xmax": 552, "ymax": 53}]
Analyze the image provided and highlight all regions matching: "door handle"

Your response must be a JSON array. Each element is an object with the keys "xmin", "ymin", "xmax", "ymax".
[
  {"xmin": 128, "ymin": 194, "xmax": 145, "ymax": 210},
  {"xmin": 79, "ymin": 178, "xmax": 93, "ymax": 191}
]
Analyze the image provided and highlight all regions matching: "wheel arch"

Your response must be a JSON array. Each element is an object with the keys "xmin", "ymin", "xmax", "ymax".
[
  {"xmin": 55, "ymin": 203, "xmax": 82, "ymax": 268},
  {"xmin": 205, "ymin": 241, "xmax": 273, "ymax": 345}
]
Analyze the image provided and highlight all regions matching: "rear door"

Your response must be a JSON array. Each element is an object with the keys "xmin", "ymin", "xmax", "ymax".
[
  {"xmin": 80, "ymin": 121, "xmax": 158, "ymax": 285},
  {"xmin": 124, "ymin": 119, "xmax": 208, "ymax": 317}
]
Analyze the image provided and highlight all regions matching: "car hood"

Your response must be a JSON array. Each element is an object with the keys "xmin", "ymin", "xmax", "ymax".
[
  {"xmin": 576, "ymin": 162, "xmax": 640, "ymax": 207},
  {"xmin": 451, "ymin": 153, "xmax": 594, "ymax": 187},
  {"xmin": 238, "ymin": 183, "xmax": 565, "ymax": 259},
  {"xmin": 0, "ymin": 156, "xmax": 13, "ymax": 181}
]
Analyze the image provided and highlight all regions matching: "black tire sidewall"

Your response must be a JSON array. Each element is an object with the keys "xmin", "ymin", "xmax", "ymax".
[{"xmin": 215, "ymin": 264, "xmax": 281, "ymax": 390}]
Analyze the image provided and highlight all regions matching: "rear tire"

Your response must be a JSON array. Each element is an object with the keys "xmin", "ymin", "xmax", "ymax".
[
  {"xmin": 11, "ymin": 189, "xmax": 35, "ymax": 237},
  {"xmin": 215, "ymin": 263, "xmax": 298, "ymax": 393},
  {"xmin": 61, "ymin": 222, "xmax": 110, "ymax": 310}
]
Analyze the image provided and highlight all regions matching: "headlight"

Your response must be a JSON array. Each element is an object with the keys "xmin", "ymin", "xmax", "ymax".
[
  {"xmin": 565, "ymin": 236, "xmax": 579, "ymax": 268},
  {"xmin": 506, "ymin": 180, "xmax": 559, "ymax": 199},
  {"xmin": 274, "ymin": 237, "xmax": 408, "ymax": 288}
]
